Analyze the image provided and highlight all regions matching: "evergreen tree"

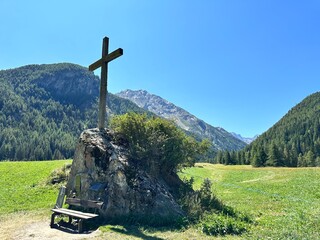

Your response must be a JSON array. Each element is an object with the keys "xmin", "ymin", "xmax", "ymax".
[
  {"xmin": 266, "ymin": 144, "xmax": 283, "ymax": 167},
  {"xmin": 223, "ymin": 151, "xmax": 232, "ymax": 165},
  {"xmin": 237, "ymin": 91, "xmax": 320, "ymax": 168},
  {"xmin": 305, "ymin": 150, "xmax": 316, "ymax": 167},
  {"xmin": 0, "ymin": 63, "xmax": 148, "ymax": 161},
  {"xmin": 214, "ymin": 151, "xmax": 223, "ymax": 164},
  {"xmin": 297, "ymin": 153, "xmax": 306, "ymax": 167},
  {"xmin": 252, "ymin": 147, "xmax": 267, "ymax": 167}
]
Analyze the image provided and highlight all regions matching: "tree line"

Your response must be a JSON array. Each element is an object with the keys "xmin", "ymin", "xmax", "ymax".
[
  {"xmin": 0, "ymin": 63, "xmax": 145, "ymax": 161},
  {"xmin": 213, "ymin": 92, "xmax": 320, "ymax": 167}
]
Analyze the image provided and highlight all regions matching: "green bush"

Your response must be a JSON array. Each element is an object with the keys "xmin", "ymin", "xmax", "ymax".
[
  {"xmin": 200, "ymin": 214, "xmax": 247, "ymax": 236},
  {"xmin": 46, "ymin": 163, "xmax": 71, "ymax": 185},
  {"xmin": 179, "ymin": 177, "xmax": 252, "ymax": 235},
  {"xmin": 110, "ymin": 113, "xmax": 209, "ymax": 175},
  {"xmin": 180, "ymin": 178, "xmax": 223, "ymax": 220}
]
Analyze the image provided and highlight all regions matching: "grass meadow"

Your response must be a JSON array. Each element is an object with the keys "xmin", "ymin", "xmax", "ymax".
[
  {"xmin": 0, "ymin": 161, "xmax": 319, "ymax": 239},
  {"xmin": 181, "ymin": 164, "xmax": 320, "ymax": 239}
]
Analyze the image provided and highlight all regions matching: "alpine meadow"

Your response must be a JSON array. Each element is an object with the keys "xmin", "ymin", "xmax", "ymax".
[
  {"xmin": 0, "ymin": 161, "xmax": 319, "ymax": 239},
  {"xmin": 2, "ymin": 0, "xmax": 320, "ymax": 239},
  {"xmin": 0, "ymin": 63, "xmax": 320, "ymax": 239}
]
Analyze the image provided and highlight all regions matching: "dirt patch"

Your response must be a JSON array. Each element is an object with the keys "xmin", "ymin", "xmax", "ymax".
[
  {"xmin": 12, "ymin": 221, "xmax": 101, "ymax": 240},
  {"xmin": 0, "ymin": 213, "xmax": 101, "ymax": 240}
]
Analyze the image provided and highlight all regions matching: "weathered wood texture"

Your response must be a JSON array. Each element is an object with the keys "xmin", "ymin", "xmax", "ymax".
[
  {"xmin": 55, "ymin": 186, "xmax": 66, "ymax": 208},
  {"xmin": 98, "ymin": 37, "xmax": 108, "ymax": 130},
  {"xmin": 88, "ymin": 48, "xmax": 123, "ymax": 71},
  {"xmin": 88, "ymin": 37, "xmax": 123, "ymax": 129},
  {"xmin": 50, "ymin": 187, "xmax": 104, "ymax": 233},
  {"xmin": 51, "ymin": 208, "xmax": 98, "ymax": 220}
]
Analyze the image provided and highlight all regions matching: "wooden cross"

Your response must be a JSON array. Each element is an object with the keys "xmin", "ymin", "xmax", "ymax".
[{"xmin": 89, "ymin": 37, "xmax": 123, "ymax": 129}]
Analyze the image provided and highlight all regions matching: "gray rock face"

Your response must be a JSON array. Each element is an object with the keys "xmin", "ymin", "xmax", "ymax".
[
  {"xmin": 116, "ymin": 89, "xmax": 247, "ymax": 151},
  {"xmin": 230, "ymin": 132, "xmax": 259, "ymax": 144},
  {"xmin": 66, "ymin": 128, "xmax": 184, "ymax": 221}
]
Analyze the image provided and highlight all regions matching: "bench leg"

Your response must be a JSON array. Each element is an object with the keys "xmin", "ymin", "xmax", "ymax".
[
  {"xmin": 78, "ymin": 219, "xmax": 83, "ymax": 233},
  {"xmin": 68, "ymin": 216, "xmax": 72, "ymax": 224},
  {"xmin": 50, "ymin": 213, "xmax": 57, "ymax": 228}
]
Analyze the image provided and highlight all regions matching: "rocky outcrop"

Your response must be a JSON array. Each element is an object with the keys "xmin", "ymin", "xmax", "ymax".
[{"xmin": 66, "ymin": 128, "xmax": 184, "ymax": 221}]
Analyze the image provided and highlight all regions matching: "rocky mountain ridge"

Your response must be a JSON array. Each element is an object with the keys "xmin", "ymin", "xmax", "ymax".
[
  {"xmin": 116, "ymin": 89, "xmax": 247, "ymax": 151},
  {"xmin": 231, "ymin": 132, "xmax": 258, "ymax": 144},
  {"xmin": 0, "ymin": 63, "xmax": 246, "ymax": 161}
]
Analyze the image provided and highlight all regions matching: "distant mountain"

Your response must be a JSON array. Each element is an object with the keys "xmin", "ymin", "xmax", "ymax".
[
  {"xmin": 231, "ymin": 133, "xmax": 258, "ymax": 144},
  {"xmin": 243, "ymin": 92, "xmax": 320, "ymax": 167},
  {"xmin": 0, "ymin": 63, "xmax": 246, "ymax": 161},
  {"xmin": 0, "ymin": 63, "xmax": 145, "ymax": 161},
  {"xmin": 116, "ymin": 89, "xmax": 247, "ymax": 152}
]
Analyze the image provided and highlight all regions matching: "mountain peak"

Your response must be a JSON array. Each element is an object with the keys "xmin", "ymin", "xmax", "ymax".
[
  {"xmin": 117, "ymin": 89, "xmax": 247, "ymax": 151},
  {"xmin": 231, "ymin": 132, "xmax": 258, "ymax": 144}
]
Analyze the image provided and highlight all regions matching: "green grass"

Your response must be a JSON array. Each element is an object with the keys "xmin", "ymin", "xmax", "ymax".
[
  {"xmin": 180, "ymin": 163, "xmax": 320, "ymax": 239},
  {"xmin": 0, "ymin": 161, "xmax": 319, "ymax": 239},
  {"xmin": 0, "ymin": 160, "xmax": 71, "ymax": 215}
]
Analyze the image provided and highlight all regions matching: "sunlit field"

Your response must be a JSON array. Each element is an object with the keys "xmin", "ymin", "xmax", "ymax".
[
  {"xmin": 0, "ymin": 161, "xmax": 319, "ymax": 239},
  {"xmin": 180, "ymin": 163, "xmax": 320, "ymax": 239}
]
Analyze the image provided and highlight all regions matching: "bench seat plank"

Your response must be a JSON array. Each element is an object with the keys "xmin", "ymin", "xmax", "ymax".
[
  {"xmin": 51, "ymin": 208, "xmax": 98, "ymax": 219},
  {"xmin": 50, "ymin": 187, "xmax": 104, "ymax": 233},
  {"xmin": 53, "ymin": 208, "xmax": 99, "ymax": 218}
]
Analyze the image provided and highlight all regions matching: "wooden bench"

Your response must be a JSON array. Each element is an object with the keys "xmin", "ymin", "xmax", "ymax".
[{"xmin": 50, "ymin": 186, "xmax": 104, "ymax": 233}]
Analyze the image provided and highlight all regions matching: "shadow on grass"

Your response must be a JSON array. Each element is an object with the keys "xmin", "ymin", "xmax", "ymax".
[
  {"xmin": 107, "ymin": 225, "xmax": 165, "ymax": 240},
  {"xmin": 51, "ymin": 214, "xmax": 182, "ymax": 239},
  {"xmin": 88, "ymin": 216, "xmax": 181, "ymax": 240}
]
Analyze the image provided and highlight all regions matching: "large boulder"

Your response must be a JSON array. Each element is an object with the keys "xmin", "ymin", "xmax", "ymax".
[{"xmin": 66, "ymin": 128, "xmax": 184, "ymax": 222}]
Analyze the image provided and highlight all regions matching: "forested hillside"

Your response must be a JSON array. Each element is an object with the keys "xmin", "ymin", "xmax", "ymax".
[
  {"xmin": 215, "ymin": 92, "xmax": 320, "ymax": 167},
  {"xmin": 0, "ymin": 63, "xmax": 145, "ymax": 160}
]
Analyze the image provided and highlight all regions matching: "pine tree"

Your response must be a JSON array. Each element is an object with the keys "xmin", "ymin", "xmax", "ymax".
[
  {"xmin": 223, "ymin": 151, "xmax": 231, "ymax": 165},
  {"xmin": 266, "ymin": 143, "xmax": 283, "ymax": 166},
  {"xmin": 297, "ymin": 153, "xmax": 306, "ymax": 167},
  {"xmin": 215, "ymin": 151, "xmax": 223, "ymax": 164},
  {"xmin": 252, "ymin": 147, "xmax": 267, "ymax": 167},
  {"xmin": 305, "ymin": 150, "xmax": 316, "ymax": 167}
]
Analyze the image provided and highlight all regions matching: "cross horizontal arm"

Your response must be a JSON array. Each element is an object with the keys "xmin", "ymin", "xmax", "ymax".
[{"xmin": 89, "ymin": 48, "xmax": 123, "ymax": 71}]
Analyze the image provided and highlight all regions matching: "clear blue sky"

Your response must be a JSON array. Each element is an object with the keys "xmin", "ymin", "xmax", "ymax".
[{"xmin": 1, "ymin": 0, "xmax": 320, "ymax": 137}]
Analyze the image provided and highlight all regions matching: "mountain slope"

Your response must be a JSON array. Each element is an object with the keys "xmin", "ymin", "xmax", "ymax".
[
  {"xmin": 116, "ymin": 89, "xmax": 247, "ymax": 151},
  {"xmin": 243, "ymin": 91, "xmax": 320, "ymax": 167},
  {"xmin": 231, "ymin": 133, "xmax": 258, "ymax": 144},
  {"xmin": 0, "ymin": 63, "xmax": 145, "ymax": 161}
]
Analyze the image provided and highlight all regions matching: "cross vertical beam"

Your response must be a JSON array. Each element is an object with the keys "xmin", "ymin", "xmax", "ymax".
[
  {"xmin": 89, "ymin": 37, "xmax": 123, "ymax": 129},
  {"xmin": 98, "ymin": 37, "xmax": 109, "ymax": 130}
]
